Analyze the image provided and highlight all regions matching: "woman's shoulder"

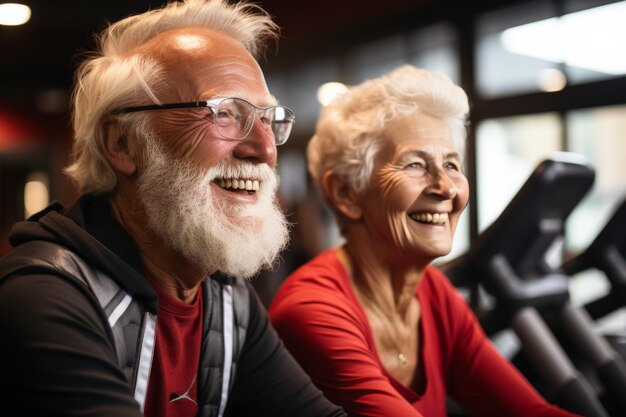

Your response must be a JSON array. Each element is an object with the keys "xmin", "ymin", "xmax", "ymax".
[
  {"xmin": 283, "ymin": 247, "xmax": 348, "ymax": 290},
  {"xmin": 270, "ymin": 247, "xmax": 355, "ymax": 314}
]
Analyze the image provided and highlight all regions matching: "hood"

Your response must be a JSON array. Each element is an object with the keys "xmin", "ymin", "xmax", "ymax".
[{"xmin": 8, "ymin": 193, "xmax": 158, "ymax": 312}]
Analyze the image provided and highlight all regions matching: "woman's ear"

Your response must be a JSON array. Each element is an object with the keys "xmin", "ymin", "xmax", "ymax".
[
  {"xmin": 99, "ymin": 118, "xmax": 137, "ymax": 177},
  {"xmin": 322, "ymin": 171, "xmax": 362, "ymax": 220}
]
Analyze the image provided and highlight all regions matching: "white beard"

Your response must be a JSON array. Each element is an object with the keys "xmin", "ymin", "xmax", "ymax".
[{"xmin": 137, "ymin": 139, "xmax": 290, "ymax": 278}]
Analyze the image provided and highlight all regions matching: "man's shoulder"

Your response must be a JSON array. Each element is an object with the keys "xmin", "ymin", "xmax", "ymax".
[
  {"xmin": 0, "ymin": 240, "xmax": 93, "ymax": 285},
  {"xmin": 0, "ymin": 267, "xmax": 109, "ymax": 346},
  {"xmin": 0, "ymin": 241, "xmax": 124, "ymax": 325}
]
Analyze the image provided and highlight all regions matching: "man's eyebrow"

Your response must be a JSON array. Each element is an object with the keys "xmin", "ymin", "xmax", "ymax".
[{"xmin": 200, "ymin": 93, "xmax": 279, "ymax": 106}]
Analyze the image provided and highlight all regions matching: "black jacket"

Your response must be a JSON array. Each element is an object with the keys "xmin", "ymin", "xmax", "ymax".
[{"xmin": 0, "ymin": 194, "xmax": 345, "ymax": 417}]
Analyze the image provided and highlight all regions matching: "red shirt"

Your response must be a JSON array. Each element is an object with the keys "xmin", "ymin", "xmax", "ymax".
[
  {"xmin": 269, "ymin": 248, "xmax": 581, "ymax": 417},
  {"xmin": 144, "ymin": 278, "xmax": 203, "ymax": 417}
]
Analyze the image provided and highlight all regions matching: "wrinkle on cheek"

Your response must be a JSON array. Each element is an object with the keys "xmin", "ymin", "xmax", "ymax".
[
  {"xmin": 171, "ymin": 128, "xmax": 205, "ymax": 158},
  {"xmin": 375, "ymin": 164, "xmax": 415, "ymax": 247},
  {"xmin": 390, "ymin": 215, "xmax": 414, "ymax": 248},
  {"xmin": 157, "ymin": 115, "xmax": 209, "ymax": 158},
  {"xmin": 376, "ymin": 164, "xmax": 405, "ymax": 201}
]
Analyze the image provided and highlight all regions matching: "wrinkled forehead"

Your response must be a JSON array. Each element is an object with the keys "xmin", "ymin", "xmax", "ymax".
[{"xmin": 134, "ymin": 27, "xmax": 272, "ymax": 102}]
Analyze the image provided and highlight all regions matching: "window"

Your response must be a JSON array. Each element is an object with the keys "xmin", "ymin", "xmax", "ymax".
[
  {"xmin": 408, "ymin": 23, "xmax": 459, "ymax": 84},
  {"xmin": 475, "ymin": 113, "xmax": 562, "ymax": 231},
  {"xmin": 566, "ymin": 104, "xmax": 626, "ymax": 252},
  {"xmin": 476, "ymin": 0, "xmax": 626, "ymax": 98}
]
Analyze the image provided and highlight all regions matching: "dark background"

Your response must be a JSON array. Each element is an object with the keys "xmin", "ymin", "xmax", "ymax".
[{"xmin": 0, "ymin": 0, "xmax": 523, "ymax": 101}]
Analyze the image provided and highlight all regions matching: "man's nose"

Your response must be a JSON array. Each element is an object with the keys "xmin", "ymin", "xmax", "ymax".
[{"xmin": 232, "ymin": 117, "xmax": 277, "ymax": 167}]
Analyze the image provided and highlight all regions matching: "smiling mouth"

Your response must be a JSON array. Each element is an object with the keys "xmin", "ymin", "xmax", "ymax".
[
  {"xmin": 214, "ymin": 178, "xmax": 260, "ymax": 193},
  {"xmin": 409, "ymin": 212, "xmax": 449, "ymax": 225}
]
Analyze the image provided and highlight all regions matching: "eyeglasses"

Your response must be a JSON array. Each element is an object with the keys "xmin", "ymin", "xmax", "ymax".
[{"xmin": 112, "ymin": 97, "xmax": 295, "ymax": 145}]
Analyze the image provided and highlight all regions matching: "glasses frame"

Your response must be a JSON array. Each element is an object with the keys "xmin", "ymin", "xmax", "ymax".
[{"xmin": 111, "ymin": 97, "xmax": 295, "ymax": 145}]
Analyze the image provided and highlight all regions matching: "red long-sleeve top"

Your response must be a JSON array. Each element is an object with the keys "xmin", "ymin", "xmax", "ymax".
[{"xmin": 269, "ymin": 248, "xmax": 581, "ymax": 417}]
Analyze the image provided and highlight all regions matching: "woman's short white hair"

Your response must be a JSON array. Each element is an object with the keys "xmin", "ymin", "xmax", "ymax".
[
  {"xmin": 65, "ymin": 0, "xmax": 279, "ymax": 194},
  {"xmin": 307, "ymin": 65, "xmax": 469, "ymax": 200}
]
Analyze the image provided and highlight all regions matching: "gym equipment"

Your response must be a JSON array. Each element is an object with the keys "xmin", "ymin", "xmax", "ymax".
[
  {"xmin": 445, "ymin": 153, "xmax": 621, "ymax": 417},
  {"xmin": 561, "ymin": 196, "xmax": 626, "ymax": 416},
  {"xmin": 562, "ymin": 197, "xmax": 626, "ymax": 320}
]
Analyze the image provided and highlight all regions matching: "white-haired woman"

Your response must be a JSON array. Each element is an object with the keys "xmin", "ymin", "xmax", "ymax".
[{"xmin": 270, "ymin": 65, "xmax": 581, "ymax": 417}]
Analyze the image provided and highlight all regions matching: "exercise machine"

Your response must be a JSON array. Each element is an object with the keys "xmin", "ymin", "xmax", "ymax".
[
  {"xmin": 445, "ymin": 153, "xmax": 623, "ymax": 417},
  {"xmin": 562, "ymin": 197, "xmax": 626, "ymax": 320}
]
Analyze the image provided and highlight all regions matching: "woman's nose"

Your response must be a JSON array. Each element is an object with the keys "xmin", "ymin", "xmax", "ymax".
[{"xmin": 427, "ymin": 169, "xmax": 457, "ymax": 200}]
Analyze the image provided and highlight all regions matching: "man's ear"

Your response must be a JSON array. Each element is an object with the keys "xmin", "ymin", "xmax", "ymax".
[
  {"xmin": 99, "ymin": 118, "xmax": 137, "ymax": 177},
  {"xmin": 321, "ymin": 171, "xmax": 362, "ymax": 220}
]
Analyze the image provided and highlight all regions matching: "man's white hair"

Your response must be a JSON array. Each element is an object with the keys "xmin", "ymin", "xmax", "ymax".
[{"xmin": 65, "ymin": 0, "xmax": 279, "ymax": 193}]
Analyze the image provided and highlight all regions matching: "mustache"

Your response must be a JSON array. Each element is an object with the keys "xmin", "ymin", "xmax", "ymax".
[{"xmin": 206, "ymin": 160, "xmax": 279, "ymax": 192}]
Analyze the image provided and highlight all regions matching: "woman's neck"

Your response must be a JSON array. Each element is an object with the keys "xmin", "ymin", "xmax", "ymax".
[
  {"xmin": 339, "ymin": 238, "xmax": 425, "ymax": 386},
  {"xmin": 340, "ymin": 236, "xmax": 425, "ymax": 320}
]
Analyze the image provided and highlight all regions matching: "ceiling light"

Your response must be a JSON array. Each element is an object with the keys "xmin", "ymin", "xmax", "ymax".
[
  {"xmin": 538, "ymin": 68, "xmax": 567, "ymax": 92},
  {"xmin": 317, "ymin": 82, "xmax": 348, "ymax": 106},
  {"xmin": 0, "ymin": 3, "xmax": 31, "ymax": 26},
  {"xmin": 24, "ymin": 171, "xmax": 49, "ymax": 219}
]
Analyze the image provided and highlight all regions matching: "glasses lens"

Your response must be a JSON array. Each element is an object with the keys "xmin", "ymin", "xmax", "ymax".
[
  {"xmin": 271, "ymin": 106, "xmax": 294, "ymax": 145},
  {"xmin": 214, "ymin": 98, "xmax": 254, "ymax": 140},
  {"xmin": 214, "ymin": 98, "xmax": 294, "ymax": 144}
]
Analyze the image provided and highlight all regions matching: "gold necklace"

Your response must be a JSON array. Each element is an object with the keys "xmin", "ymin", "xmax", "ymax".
[
  {"xmin": 349, "ymin": 264, "xmax": 413, "ymax": 366},
  {"xmin": 386, "ymin": 327, "xmax": 409, "ymax": 365},
  {"xmin": 377, "ymin": 309, "xmax": 410, "ymax": 366}
]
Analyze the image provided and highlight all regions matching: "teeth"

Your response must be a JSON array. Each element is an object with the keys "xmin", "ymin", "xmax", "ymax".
[
  {"xmin": 214, "ymin": 178, "xmax": 260, "ymax": 192},
  {"xmin": 411, "ymin": 212, "xmax": 448, "ymax": 224}
]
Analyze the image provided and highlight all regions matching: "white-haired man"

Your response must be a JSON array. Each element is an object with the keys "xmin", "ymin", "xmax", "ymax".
[{"xmin": 0, "ymin": 1, "xmax": 345, "ymax": 416}]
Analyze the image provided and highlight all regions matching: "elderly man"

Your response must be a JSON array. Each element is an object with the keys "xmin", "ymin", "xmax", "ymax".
[{"xmin": 0, "ymin": 1, "xmax": 345, "ymax": 417}]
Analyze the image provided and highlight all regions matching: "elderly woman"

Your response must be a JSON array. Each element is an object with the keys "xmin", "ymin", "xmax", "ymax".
[{"xmin": 269, "ymin": 65, "xmax": 580, "ymax": 417}]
